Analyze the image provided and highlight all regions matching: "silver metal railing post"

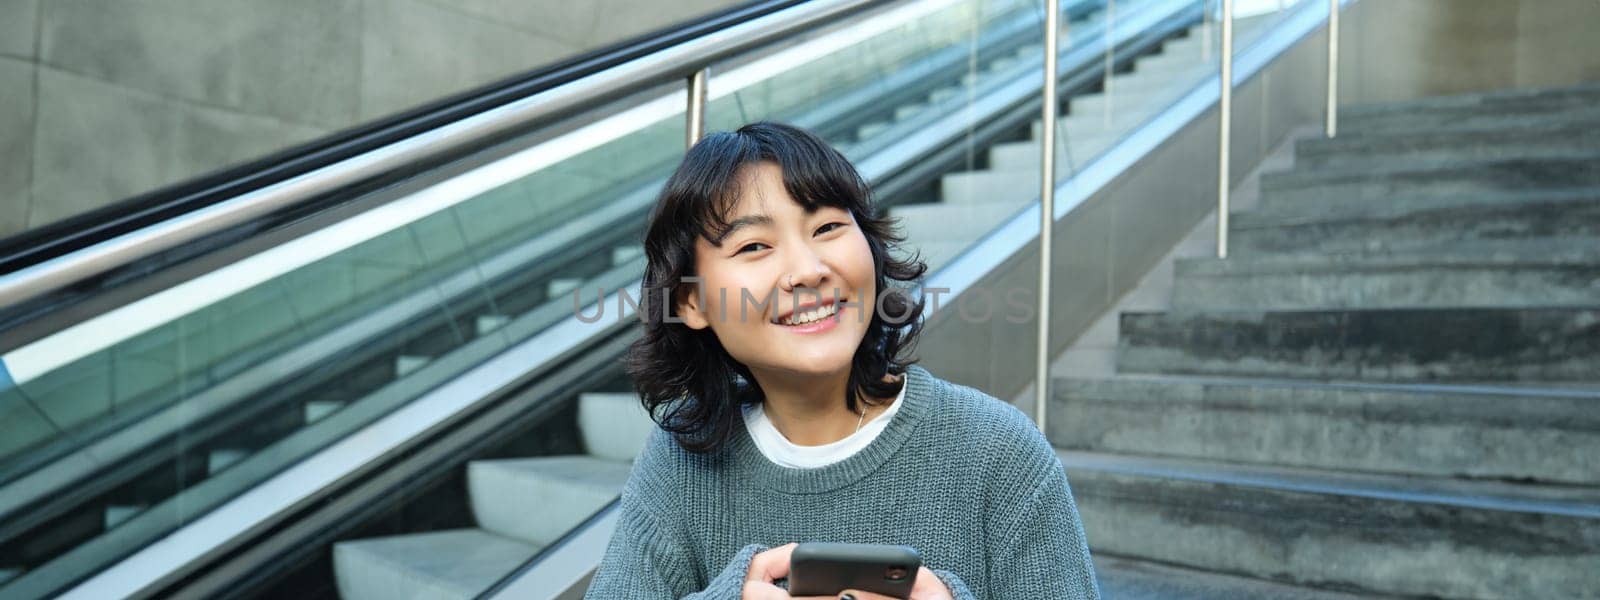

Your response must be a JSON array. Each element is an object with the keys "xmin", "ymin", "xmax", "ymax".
[
  {"xmin": 1327, "ymin": 0, "xmax": 1339, "ymax": 138},
  {"xmin": 687, "ymin": 68, "xmax": 709, "ymax": 147},
  {"xmin": 1102, "ymin": 0, "xmax": 1116, "ymax": 126},
  {"xmin": 1217, "ymin": 0, "xmax": 1232, "ymax": 258},
  {"xmin": 1035, "ymin": 0, "xmax": 1061, "ymax": 431}
]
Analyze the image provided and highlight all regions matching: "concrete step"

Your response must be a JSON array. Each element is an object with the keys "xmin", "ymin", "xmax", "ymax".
[
  {"xmin": 1295, "ymin": 119, "xmax": 1600, "ymax": 170},
  {"xmin": 468, "ymin": 455, "xmax": 632, "ymax": 547},
  {"xmin": 1229, "ymin": 189, "xmax": 1600, "ymax": 257},
  {"xmin": 940, "ymin": 170, "xmax": 1039, "ymax": 204},
  {"xmin": 0, "ymin": 568, "xmax": 20, "ymax": 587},
  {"xmin": 857, "ymin": 120, "xmax": 891, "ymax": 141},
  {"xmin": 1117, "ymin": 306, "xmax": 1600, "ymax": 382},
  {"xmin": 1061, "ymin": 450, "xmax": 1600, "ymax": 599},
  {"xmin": 1342, "ymin": 81, "xmax": 1600, "ymax": 122},
  {"xmin": 1340, "ymin": 100, "xmax": 1600, "ymax": 137},
  {"xmin": 889, "ymin": 199, "xmax": 1031, "ymax": 245},
  {"xmin": 1259, "ymin": 155, "xmax": 1600, "ymax": 208},
  {"xmin": 1093, "ymin": 554, "xmax": 1365, "ymax": 600},
  {"xmin": 577, "ymin": 392, "xmax": 656, "ymax": 462},
  {"xmin": 332, "ymin": 528, "xmax": 537, "ymax": 600},
  {"xmin": 304, "ymin": 400, "xmax": 344, "ymax": 424},
  {"xmin": 206, "ymin": 448, "xmax": 249, "ymax": 476},
  {"xmin": 1050, "ymin": 376, "xmax": 1600, "ymax": 484},
  {"xmin": 1170, "ymin": 250, "xmax": 1600, "ymax": 310}
]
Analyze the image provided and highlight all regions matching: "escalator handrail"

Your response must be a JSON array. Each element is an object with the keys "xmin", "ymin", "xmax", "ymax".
[{"xmin": 0, "ymin": 0, "xmax": 880, "ymax": 312}]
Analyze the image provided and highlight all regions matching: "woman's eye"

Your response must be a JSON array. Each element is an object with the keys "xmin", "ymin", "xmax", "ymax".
[
  {"xmin": 736, "ymin": 242, "xmax": 769, "ymax": 255},
  {"xmin": 815, "ymin": 222, "xmax": 845, "ymax": 236}
]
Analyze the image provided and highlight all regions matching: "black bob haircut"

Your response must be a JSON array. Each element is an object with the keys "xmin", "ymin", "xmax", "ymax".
[{"xmin": 623, "ymin": 121, "xmax": 928, "ymax": 454}]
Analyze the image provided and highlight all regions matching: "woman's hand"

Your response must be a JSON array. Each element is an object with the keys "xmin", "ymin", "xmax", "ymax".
[
  {"xmin": 743, "ymin": 546, "xmax": 952, "ymax": 600},
  {"xmin": 743, "ymin": 543, "xmax": 829, "ymax": 600},
  {"xmin": 836, "ymin": 567, "xmax": 954, "ymax": 600}
]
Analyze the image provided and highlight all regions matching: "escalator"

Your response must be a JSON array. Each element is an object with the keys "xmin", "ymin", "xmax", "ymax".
[{"xmin": 0, "ymin": 0, "xmax": 1305, "ymax": 597}]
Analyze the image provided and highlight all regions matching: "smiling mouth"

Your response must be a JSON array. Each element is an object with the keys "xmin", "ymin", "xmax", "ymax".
[{"xmin": 773, "ymin": 301, "xmax": 841, "ymax": 326}]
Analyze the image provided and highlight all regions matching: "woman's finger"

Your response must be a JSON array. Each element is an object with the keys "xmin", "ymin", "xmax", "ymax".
[
  {"xmin": 835, "ymin": 590, "xmax": 900, "ymax": 600},
  {"xmin": 745, "ymin": 542, "xmax": 799, "ymax": 583},
  {"xmin": 742, "ymin": 580, "xmax": 795, "ymax": 600},
  {"xmin": 908, "ymin": 566, "xmax": 954, "ymax": 600}
]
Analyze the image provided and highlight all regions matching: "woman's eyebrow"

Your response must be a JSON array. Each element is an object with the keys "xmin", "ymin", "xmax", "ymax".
[{"xmin": 710, "ymin": 214, "xmax": 773, "ymax": 246}]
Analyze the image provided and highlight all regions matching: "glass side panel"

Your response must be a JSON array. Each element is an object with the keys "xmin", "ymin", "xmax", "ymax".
[{"xmin": 0, "ymin": 75, "xmax": 685, "ymax": 598}]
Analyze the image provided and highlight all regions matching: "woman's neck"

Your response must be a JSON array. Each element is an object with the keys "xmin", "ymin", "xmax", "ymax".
[{"xmin": 750, "ymin": 368, "xmax": 897, "ymax": 446}]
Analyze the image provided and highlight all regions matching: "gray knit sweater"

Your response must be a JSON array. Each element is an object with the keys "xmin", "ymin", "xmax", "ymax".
[{"xmin": 585, "ymin": 364, "xmax": 1100, "ymax": 599}]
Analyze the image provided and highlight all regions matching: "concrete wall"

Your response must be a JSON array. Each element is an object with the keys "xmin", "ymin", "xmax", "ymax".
[
  {"xmin": 916, "ymin": 0, "xmax": 1600, "ymax": 401},
  {"xmin": 0, "ymin": 0, "xmax": 738, "ymax": 238},
  {"xmin": 1337, "ymin": 0, "xmax": 1600, "ymax": 104}
]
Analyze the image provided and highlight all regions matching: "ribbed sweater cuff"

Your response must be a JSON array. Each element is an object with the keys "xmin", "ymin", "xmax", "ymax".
[
  {"xmin": 933, "ymin": 568, "xmax": 977, "ymax": 600},
  {"xmin": 689, "ymin": 543, "xmax": 767, "ymax": 599}
]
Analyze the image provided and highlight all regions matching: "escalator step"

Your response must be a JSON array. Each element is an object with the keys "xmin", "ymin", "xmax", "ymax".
[
  {"xmin": 611, "ymin": 246, "xmax": 645, "ymax": 267},
  {"xmin": 104, "ymin": 504, "xmax": 146, "ymax": 530},
  {"xmin": 207, "ymin": 449, "xmax": 248, "ymax": 476},
  {"xmin": 304, "ymin": 400, "xmax": 344, "ymax": 424},
  {"xmin": 333, "ymin": 528, "xmax": 538, "ymax": 600},
  {"xmin": 475, "ymin": 314, "xmax": 511, "ymax": 337},
  {"xmin": 547, "ymin": 277, "xmax": 583, "ymax": 299},
  {"xmin": 988, "ymin": 55, "xmax": 1019, "ymax": 73},
  {"xmin": 891, "ymin": 200, "xmax": 1031, "ymax": 245},
  {"xmin": 577, "ymin": 392, "xmax": 657, "ymax": 462},
  {"xmin": 468, "ymin": 455, "xmax": 633, "ymax": 547},
  {"xmin": 942, "ymin": 170, "xmax": 1040, "ymax": 204},
  {"xmin": 857, "ymin": 120, "xmax": 892, "ymax": 141},
  {"xmin": 395, "ymin": 355, "xmax": 430, "ymax": 378},
  {"xmin": 894, "ymin": 102, "xmax": 929, "ymax": 122}
]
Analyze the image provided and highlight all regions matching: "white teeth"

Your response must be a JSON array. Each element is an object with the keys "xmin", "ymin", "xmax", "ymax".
[{"xmin": 779, "ymin": 303, "xmax": 838, "ymax": 326}]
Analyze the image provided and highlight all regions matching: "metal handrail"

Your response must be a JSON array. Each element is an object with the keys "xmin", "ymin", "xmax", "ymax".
[
  {"xmin": 1217, "ymin": 0, "xmax": 1234, "ymax": 258},
  {"xmin": 1035, "ymin": 0, "xmax": 1062, "ymax": 431},
  {"xmin": 1217, "ymin": 0, "xmax": 1343, "ymax": 257},
  {"xmin": 0, "ymin": 0, "xmax": 879, "ymax": 313},
  {"xmin": 1327, "ymin": 0, "xmax": 1340, "ymax": 137}
]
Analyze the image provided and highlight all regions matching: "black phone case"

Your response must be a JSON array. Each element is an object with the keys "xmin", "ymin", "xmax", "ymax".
[{"xmin": 788, "ymin": 542, "xmax": 921, "ymax": 598}]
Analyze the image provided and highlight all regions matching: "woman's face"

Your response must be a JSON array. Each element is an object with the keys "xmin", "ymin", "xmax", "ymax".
[{"xmin": 676, "ymin": 161, "xmax": 877, "ymax": 382}]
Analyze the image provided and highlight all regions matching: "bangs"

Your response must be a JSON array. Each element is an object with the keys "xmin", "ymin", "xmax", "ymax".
[{"xmin": 682, "ymin": 126, "xmax": 875, "ymax": 247}]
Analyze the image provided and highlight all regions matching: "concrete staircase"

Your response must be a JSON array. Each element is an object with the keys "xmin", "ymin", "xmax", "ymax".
[
  {"xmin": 1050, "ymin": 83, "xmax": 1600, "ymax": 598},
  {"xmin": 331, "ymin": 393, "xmax": 655, "ymax": 600}
]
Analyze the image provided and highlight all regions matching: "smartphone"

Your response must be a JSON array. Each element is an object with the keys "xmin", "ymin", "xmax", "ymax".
[{"xmin": 788, "ymin": 542, "xmax": 921, "ymax": 598}]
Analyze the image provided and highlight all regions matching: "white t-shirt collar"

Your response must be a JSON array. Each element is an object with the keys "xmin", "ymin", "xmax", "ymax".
[{"xmin": 741, "ymin": 381, "xmax": 907, "ymax": 470}]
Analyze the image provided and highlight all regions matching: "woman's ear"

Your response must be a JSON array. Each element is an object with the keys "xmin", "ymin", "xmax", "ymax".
[{"xmin": 675, "ymin": 283, "xmax": 710, "ymax": 330}]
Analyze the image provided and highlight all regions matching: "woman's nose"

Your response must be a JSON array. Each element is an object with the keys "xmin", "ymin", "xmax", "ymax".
[{"xmin": 785, "ymin": 256, "xmax": 830, "ymax": 290}]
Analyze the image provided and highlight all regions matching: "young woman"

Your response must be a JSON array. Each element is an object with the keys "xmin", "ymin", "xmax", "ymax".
[{"xmin": 586, "ymin": 122, "xmax": 1099, "ymax": 599}]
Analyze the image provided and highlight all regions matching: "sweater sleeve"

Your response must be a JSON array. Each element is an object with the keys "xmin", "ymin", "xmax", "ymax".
[
  {"xmin": 931, "ymin": 568, "xmax": 978, "ymax": 600},
  {"xmin": 980, "ymin": 405, "xmax": 1101, "ymax": 599},
  {"xmin": 986, "ymin": 464, "xmax": 1101, "ymax": 599},
  {"xmin": 585, "ymin": 428, "xmax": 766, "ymax": 599},
  {"xmin": 584, "ymin": 487, "xmax": 767, "ymax": 599}
]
